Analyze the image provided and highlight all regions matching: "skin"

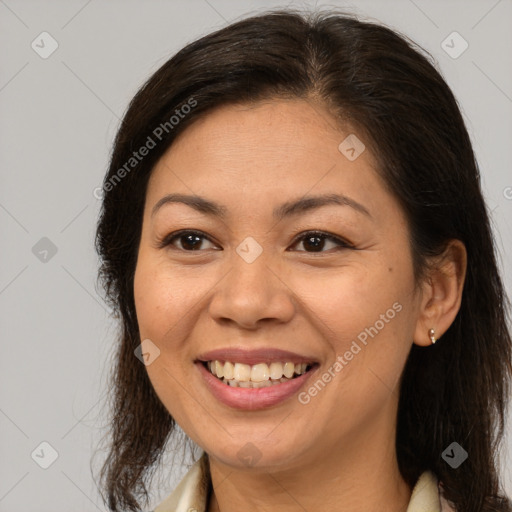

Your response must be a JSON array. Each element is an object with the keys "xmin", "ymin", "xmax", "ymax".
[{"xmin": 133, "ymin": 98, "xmax": 467, "ymax": 512}]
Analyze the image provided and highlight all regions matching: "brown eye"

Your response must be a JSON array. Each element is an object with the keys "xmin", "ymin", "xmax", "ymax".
[
  {"xmin": 159, "ymin": 229, "xmax": 353, "ymax": 253},
  {"xmin": 289, "ymin": 231, "xmax": 353, "ymax": 253},
  {"xmin": 160, "ymin": 230, "xmax": 217, "ymax": 251}
]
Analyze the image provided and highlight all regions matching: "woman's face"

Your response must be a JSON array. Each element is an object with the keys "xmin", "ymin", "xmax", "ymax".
[{"xmin": 134, "ymin": 99, "xmax": 424, "ymax": 472}]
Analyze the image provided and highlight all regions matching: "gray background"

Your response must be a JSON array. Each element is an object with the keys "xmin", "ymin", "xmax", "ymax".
[{"xmin": 1, "ymin": 0, "xmax": 511, "ymax": 510}]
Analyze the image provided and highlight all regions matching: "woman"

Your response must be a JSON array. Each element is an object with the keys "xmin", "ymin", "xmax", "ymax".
[{"xmin": 95, "ymin": 9, "xmax": 512, "ymax": 512}]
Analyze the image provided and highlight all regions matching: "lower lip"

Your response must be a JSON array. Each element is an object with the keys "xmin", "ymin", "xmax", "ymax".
[{"xmin": 195, "ymin": 361, "xmax": 319, "ymax": 410}]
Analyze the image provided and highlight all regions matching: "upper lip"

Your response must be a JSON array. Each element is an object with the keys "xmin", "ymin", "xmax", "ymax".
[{"xmin": 196, "ymin": 347, "xmax": 319, "ymax": 366}]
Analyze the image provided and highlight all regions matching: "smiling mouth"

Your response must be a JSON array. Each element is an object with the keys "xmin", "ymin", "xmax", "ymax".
[{"xmin": 201, "ymin": 360, "xmax": 318, "ymax": 388}]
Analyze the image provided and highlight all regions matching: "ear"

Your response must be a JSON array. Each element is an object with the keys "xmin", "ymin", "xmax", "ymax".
[{"xmin": 413, "ymin": 239, "xmax": 467, "ymax": 347}]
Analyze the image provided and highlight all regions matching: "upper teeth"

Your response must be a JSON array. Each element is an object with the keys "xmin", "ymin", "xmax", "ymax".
[{"xmin": 207, "ymin": 360, "xmax": 309, "ymax": 382}]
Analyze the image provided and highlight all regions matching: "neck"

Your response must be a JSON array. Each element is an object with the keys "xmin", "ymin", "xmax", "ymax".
[{"xmin": 206, "ymin": 418, "xmax": 411, "ymax": 512}]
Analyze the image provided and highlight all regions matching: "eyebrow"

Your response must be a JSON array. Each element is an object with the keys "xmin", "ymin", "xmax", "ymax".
[{"xmin": 151, "ymin": 192, "xmax": 372, "ymax": 220}]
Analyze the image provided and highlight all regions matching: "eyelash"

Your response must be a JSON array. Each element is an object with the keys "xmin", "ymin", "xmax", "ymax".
[{"xmin": 158, "ymin": 229, "xmax": 354, "ymax": 253}]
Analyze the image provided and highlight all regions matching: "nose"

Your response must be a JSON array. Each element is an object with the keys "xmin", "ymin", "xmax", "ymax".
[{"xmin": 208, "ymin": 253, "xmax": 295, "ymax": 330}]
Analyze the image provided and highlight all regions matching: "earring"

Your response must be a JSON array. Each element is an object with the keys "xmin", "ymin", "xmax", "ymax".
[{"xmin": 428, "ymin": 328, "xmax": 437, "ymax": 345}]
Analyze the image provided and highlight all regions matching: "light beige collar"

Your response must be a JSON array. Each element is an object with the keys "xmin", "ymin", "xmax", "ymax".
[
  {"xmin": 406, "ymin": 470, "xmax": 454, "ymax": 511},
  {"xmin": 154, "ymin": 452, "xmax": 453, "ymax": 512}
]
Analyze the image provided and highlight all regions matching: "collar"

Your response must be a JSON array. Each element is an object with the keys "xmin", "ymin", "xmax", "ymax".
[{"xmin": 153, "ymin": 451, "xmax": 453, "ymax": 512}]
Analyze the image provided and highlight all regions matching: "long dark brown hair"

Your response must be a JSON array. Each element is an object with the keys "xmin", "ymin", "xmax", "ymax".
[{"xmin": 94, "ymin": 9, "xmax": 512, "ymax": 511}]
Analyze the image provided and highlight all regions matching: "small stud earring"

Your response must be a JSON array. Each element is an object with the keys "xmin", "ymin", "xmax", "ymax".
[{"xmin": 428, "ymin": 328, "xmax": 437, "ymax": 345}]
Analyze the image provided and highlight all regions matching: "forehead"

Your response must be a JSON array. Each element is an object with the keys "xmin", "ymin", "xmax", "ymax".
[{"xmin": 145, "ymin": 98, "xmax": 387, "ymax": 220}]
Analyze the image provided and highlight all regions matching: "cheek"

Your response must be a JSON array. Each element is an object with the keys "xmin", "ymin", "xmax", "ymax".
[
  {"xmin": 299, "ymin": 261, "xmax": 414, "ymax": 383},
  {"xmin": 134, "ymin": 265, "xmax": 170, "ymax": 340},
  {"xmin": 295, "ymin": 264, "xmax": 401, "ymax": 340},
  {"xmin": 134, "ymin": 252, "xmax": 193, "ymax": 340},
  {"xmin": 133, "ymin": 254, "xmax": 217, "ymax": 370},
  {"xmin": 133, "ymin": 256, "xmax": 200, "ymax": 425}
]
